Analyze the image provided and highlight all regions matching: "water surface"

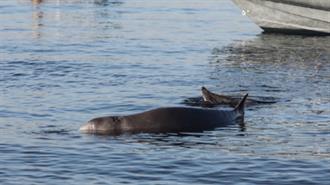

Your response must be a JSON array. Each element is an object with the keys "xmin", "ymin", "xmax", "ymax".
[{"xmin": 0, "ymin": 0, "xmax": 329, "ymax": 184}]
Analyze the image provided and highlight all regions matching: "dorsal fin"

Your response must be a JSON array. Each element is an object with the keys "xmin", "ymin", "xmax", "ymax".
[{"xmin": 234, "ymin": 93, "xmax": 248, "ymax": 114}]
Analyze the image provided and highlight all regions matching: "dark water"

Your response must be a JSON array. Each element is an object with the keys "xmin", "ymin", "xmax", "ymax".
[{"xmin": 1, "ymin": 0, "xmax": 330, "ymax": 184}]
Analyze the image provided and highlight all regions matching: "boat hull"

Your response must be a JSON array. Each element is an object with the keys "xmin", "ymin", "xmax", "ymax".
[{"xmin": 232, "ymin": 0, "xmax": 330, "ymax": 35}]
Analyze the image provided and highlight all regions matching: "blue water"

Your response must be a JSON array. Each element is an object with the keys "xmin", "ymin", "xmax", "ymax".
[{"xmin": 1, "ymin": 0, "xmax": 330, "ymax": 184}]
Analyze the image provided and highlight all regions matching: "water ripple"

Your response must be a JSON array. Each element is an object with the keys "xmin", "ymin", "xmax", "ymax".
[{"xmin": 0, "ymin": 0, "xmax": 329, "ymax": 184}]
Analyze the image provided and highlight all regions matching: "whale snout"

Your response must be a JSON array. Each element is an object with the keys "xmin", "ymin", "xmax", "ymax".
[
  {"xmin": 79, "ymin": 117, "xmax": 119, "ymax": 134},
  {"xmin": 79, "ymin": 121, "xmax": 95, "ymax": 133}
]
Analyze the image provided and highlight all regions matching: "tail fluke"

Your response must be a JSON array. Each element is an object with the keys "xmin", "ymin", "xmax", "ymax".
[{"xmin": 234, "ymin": 93, "xmax": 248, "ymax": 114}]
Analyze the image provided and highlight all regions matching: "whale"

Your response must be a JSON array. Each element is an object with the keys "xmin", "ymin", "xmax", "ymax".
[
  {"xmin": 80, "ymin": 94, "xmax": 248, "ymax": 135},
  {"xmin": 201, "ymin": 86, "xmax": 276, "ymax": 107},
  {"xmin": 202, "ymin": 86, "xmax": 235, "ymax": 105}
]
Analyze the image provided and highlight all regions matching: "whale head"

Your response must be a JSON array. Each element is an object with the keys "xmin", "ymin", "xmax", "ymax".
[
  {"xmin": 201, "ymin": 86, "xmax": 232, "ymax": 104},
  {"xmin": 201, "ymin": 86, "xmax": 212, "ymax": 102},
  {"xmin": 79, "ymin": 116, "xmax": 123, "ymax": 134}
]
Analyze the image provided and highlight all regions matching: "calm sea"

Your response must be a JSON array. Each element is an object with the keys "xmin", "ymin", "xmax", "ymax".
[{"xmin": 0, "ymin": 0, "xmax": 329, "ymax": 184}]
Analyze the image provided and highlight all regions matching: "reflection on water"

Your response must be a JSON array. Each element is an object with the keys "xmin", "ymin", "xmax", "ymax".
[
  {"xmin": 27, "ymin": 0, "xmax": 124, "ymax": 40},
  {"xmin": 28, "ymin": 0, "xmax": 124, "ymax": 6},
  {"xmin": 207, "ymin": 33, "xmax": 330, "ymax": 160},
  {"xmin": 212, "ymin": 34, "xmax": 330, "ymax": 72},
  {"xmin": 1, "ymin": 0, "xmax": 330, "ymax": 184},
  {"xmin": 31, "ymin": 0, "xmax": 43, "ymax": 5},
  {"xmin": 31, "ymin": 0, "xmax": 43, "ymax": 39},
  {"xmin": 208, "ymin": 34, "xmax": 330, "ymax": 96}
]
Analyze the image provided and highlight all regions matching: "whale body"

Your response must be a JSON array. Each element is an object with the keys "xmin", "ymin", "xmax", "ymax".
[{"xmin": 80, "ymin": 94, "xmax": 248, "ymax": 135}]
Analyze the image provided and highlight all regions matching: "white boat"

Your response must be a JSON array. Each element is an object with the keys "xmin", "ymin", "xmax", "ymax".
[{"xmin": 232, "ymin": 0, "xmax": 330, "ymax": 35}]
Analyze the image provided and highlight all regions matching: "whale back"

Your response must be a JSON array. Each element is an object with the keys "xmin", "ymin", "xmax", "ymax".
[
  {"xmin": 121, "ymin": 107, "xmax": 238, "ymax": 133},
  {"xmin": 80, "ymin": 94, "xmax": 248, "ymax": 135}
]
